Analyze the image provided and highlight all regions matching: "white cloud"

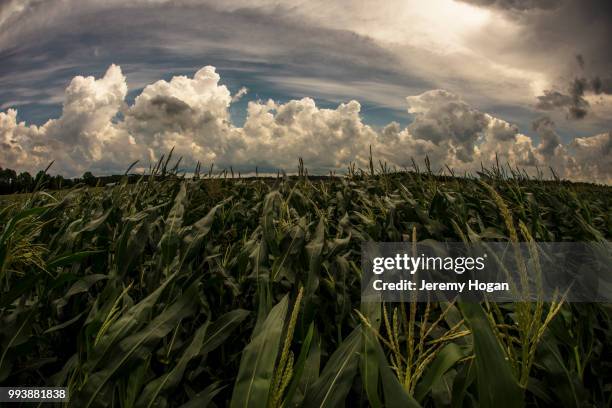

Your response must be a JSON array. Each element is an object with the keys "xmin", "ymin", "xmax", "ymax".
[
  {"xmin": 241, "ymin": 98, "xmax": 377, "ymax": 170},
  {"xmin": 568, "ymin": 132, "xmax": 612, "ymax": 183},
  {"xmin": 124, "ymin": 65, "xmax": 242, "ymax": 165},
  {"xmin": 478, "ymin": 117, "xmax": 536, "ymax": 166},
  {"xmin": 406, "ymin": 89, "xmax": 489, "ymax": 162},
  {"xmin": 0, "ymin": 108, "xmax": 43, "ymax": 170},
  {"xmin": 0, "ymin": 65, "xmax": 609, "ymax": 183},
  {"xmin": 231, "ymin": 86, "xmax": 248, "ymax": 102}
]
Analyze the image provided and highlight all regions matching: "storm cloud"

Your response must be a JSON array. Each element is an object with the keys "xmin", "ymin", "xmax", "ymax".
[
  {"xmin": 458, "ymin": 0, "xmax": 562, "ymax": 11},
  {"xmin": 460, "ymin": 0, "xmax": 612, "ymax": 122}
]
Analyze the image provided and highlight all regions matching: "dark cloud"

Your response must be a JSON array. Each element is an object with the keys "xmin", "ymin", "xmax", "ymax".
[
  {"xmin": 460, "ymin": 0, "xmax": 612, "ymax": 82},
  {"xmin": 591, "ymin": 76, "xmax": 612, "ymax": 95},
  {"xmin": 0, "ymin": 0, "xmax": 44, "ymax": 23},
  {"xmin": 576, "ymin": 54, "xmax": 585, "ymax": 69},
  {"xmin": 535, "ymin": 71, "xmax": 612, "ymax": 119},
  {"xmin": 150, "ymin": 95, "xmax": 193, "ymax": 116},
  {"xmin": 532, "ymin": 116, "xmax": 561, "ymax": 157},
  {"xmin": 456, "ymin": 0, "xmax": 612, "ymax": 124},
  {"xmin": 535, "ymin": 90, "xmax": 572, "ymax": 110},
  {"xmin": 488, "ymin": 119, "xmax": 519, "ymax": 141},
  {"xmin": 535, "ymin": 77, "xmax": 590, "ymax": 119},
  {"xmin": 458, "ymin": 0, "xmax": 562, "ymax": 11},
  {"xmin": 406, "ymin": 90, "xmax": 490, "ymax": 162}
]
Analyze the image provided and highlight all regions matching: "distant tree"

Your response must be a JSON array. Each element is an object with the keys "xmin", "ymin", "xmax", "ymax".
[
  {"xmin": 82, "ymin": 171, "xmax": 96, "ymax": 187},
  {"xmin": 0, "ymin": 167, "xmax": 23, "ymax": 193},
  {"xmin": 0, "ymin": 167, "xmax": 17, "ymax": 183},
  {"xmin": 52, "ymin": 175, "xmax": 65, "ymax": 190},
  {"xmin": 16, "ymin": 171, "xmax": 33, "ymax": 192},
  {"xmin": 0, "ymin": 167, "xmax": 144, "ymax": 195}
]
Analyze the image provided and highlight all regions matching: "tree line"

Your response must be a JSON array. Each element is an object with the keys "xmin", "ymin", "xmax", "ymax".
[{"xmin": 0, "ymin": 167, "xmax": 137, "ymax": 195}]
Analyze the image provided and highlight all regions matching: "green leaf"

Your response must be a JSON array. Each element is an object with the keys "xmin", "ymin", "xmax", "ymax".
[
  {"xmin": 84, "ymin": 272, "xmax": 178, "ymax": 373},
  {"xmin": 451, "ymin": 358, "xmax": 476, "ymax": 407},
  {"xmin": 360, "ymin": 302, "xmax": 383, "ymax": 408},
  {"xmin": 43, "ymin": 311, "xmax": 87, "ymax": 334},
  {"xmin": 460, "ymin": 302, "xmax": 524, "ymax": 408},
  {"xmin": 178, "ymin": 382, "xmax": 225, "ymax": 408},
  {"xmin": 47, "ymin": 250, "xmax": 104, "ymax": 269},
  {"xmin": 53, "ymin": 274, "xmax": 108, "ymax": 312},
  {"xmin": 0, "ymin": 306, "xmax": 35, "ymax": 382},
  {"xmin": 373, "ymin": 338, "xmax": 421, "ymax": 408},
  {"xmin": 414, "ymin": 343, "xmax": 466, "ymax": 402},
  {"xmin": 123, "ymin": 358, "xmax": 150, "ymax": 408},
  {"xmin": 75, "ymin": 281, "xmax": 200, "ymax": 408},
  {"xmin": 200, "ymin": 309, "xmax": 250, "ymax": 356},
  {"xmin": 158, "ymin": 185, "xmax": 188, "ymax": 267},
  {"xmin": 288, "ymin": 328, "xmax": 320, "ymax": 407},
  {"xmin": 305, "ymin": 218, "xmax": 325, "ymax": 295},
  {"xmin": 302, "ymin": 326, "xmax": 363, "ymax": 408},
  {"xmin": 115, "ymin": 212, "xmax": 152, "ymax": 278},
  {"xmin": 230, "ymin": 294, "xmax": 289, "ymax": 408},
  {"xmin": 182, "ymin": 200, "xmax": 228, "ymax": 263},
  {"xmin": 136, "ymin": 321, "xmax": 210, "ymax": 408}
]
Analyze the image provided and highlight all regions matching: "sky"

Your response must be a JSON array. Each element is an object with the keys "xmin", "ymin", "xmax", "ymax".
[{"xmin": 0, "ymin": 0, "xmax": 610, "ymax": 182}]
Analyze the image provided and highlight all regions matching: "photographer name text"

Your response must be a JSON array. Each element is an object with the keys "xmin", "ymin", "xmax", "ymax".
[{"xmin": 372, "ymin": 279, "xmax": 509, "ymax": 293}]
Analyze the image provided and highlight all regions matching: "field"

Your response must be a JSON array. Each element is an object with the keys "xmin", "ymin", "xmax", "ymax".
[{"xmin": 0, "ymin": 166, "xmax": 611, "ymax": 407}]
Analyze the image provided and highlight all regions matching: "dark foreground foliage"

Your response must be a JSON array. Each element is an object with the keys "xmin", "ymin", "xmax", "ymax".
[{"xmin": 0, "ymin": 168, "xmax": 611, "ymax": 407}]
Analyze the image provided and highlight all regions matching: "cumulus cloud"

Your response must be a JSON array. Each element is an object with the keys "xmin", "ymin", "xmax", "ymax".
[
  {"xmin": 1, "ymin": 64, "xmax": 135, "ymax": 174},
  {"xmin": 124, "ymin": 65, "xmax": 243, "ymax": 166},
  {"xmin": 406, "ymin": 90, "xmax": 489, "ymax": 162},
  {"xmin": 568, "ymin": 132, "xmax": 612, "ymax": 182},
  {"xmin": 479, "ymin": 117, "xmax": 537, "ymax": 166},
  {"xmin": 531, "ymin": 116, "xmax": 562, "ymax": 157},
  {"xmin": 241, "ymin": 98, "xmax": 377, "ymax": 170},
  {"xmin": 0, "ymin": 65, "xmax": 610, "ymax": 183}
]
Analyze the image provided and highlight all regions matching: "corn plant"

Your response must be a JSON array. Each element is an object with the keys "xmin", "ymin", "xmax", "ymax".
[{"xmin": 0, "ymin": 158, "xmax": 610, "ymax": 407}]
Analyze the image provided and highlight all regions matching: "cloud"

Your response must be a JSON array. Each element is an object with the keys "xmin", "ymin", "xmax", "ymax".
[
  {"xmin": 0, "ymin": 65, "xmax": 610, "ymax": 183},
  {"xmin": 459, "ymin": 0, "xmax": 612, "ymax": 125},
  {"xmin": 458, "ymin": 0, "xmax": 562, "ymax": 11},
  {"xmin": 568, "ymin": 132, "xmax": 612, "ymax": 182},
  {"xmin": 123, "ymin": 65, "xmax": 244, "ymax": 168},
  {"xmin": 406, "ymin": 90, "xmax": 489, "ymax": 162},
  {"xmin": 231, "ymin": 87, "xmax": 248, "ymax": 102},
  {"xmin": 535, "ymin": 79, "xmax": 590, "ymax": 120},
  {"xmin": 1, "ymin": 64, "xmax": 134, "ymax": 174},
  {"xmin": 535, "ymin": 69, "xmax": 612, "ymax": 120},
  {"xmin": 241, "ymin": 98, "xmax": 377, "ymax": 170},
  {"xmin": 0, "ymin": 0, "xmax": 585, "ymax": 131},
  {"xmin": 0, "ymin": 108, "xmax": 42, "ymax": 170},
  {"xmin": 478, "ymin": 116, "xmax": 537, "ymax": 166},
  {"xmin": 531, "ymin": 116, "xmax": 561, "ymax": 157}
]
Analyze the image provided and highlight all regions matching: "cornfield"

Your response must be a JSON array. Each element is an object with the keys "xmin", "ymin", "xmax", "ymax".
[{"xmin": 0, "ymin": 161, "xmax": 611, "ymax": 407}]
